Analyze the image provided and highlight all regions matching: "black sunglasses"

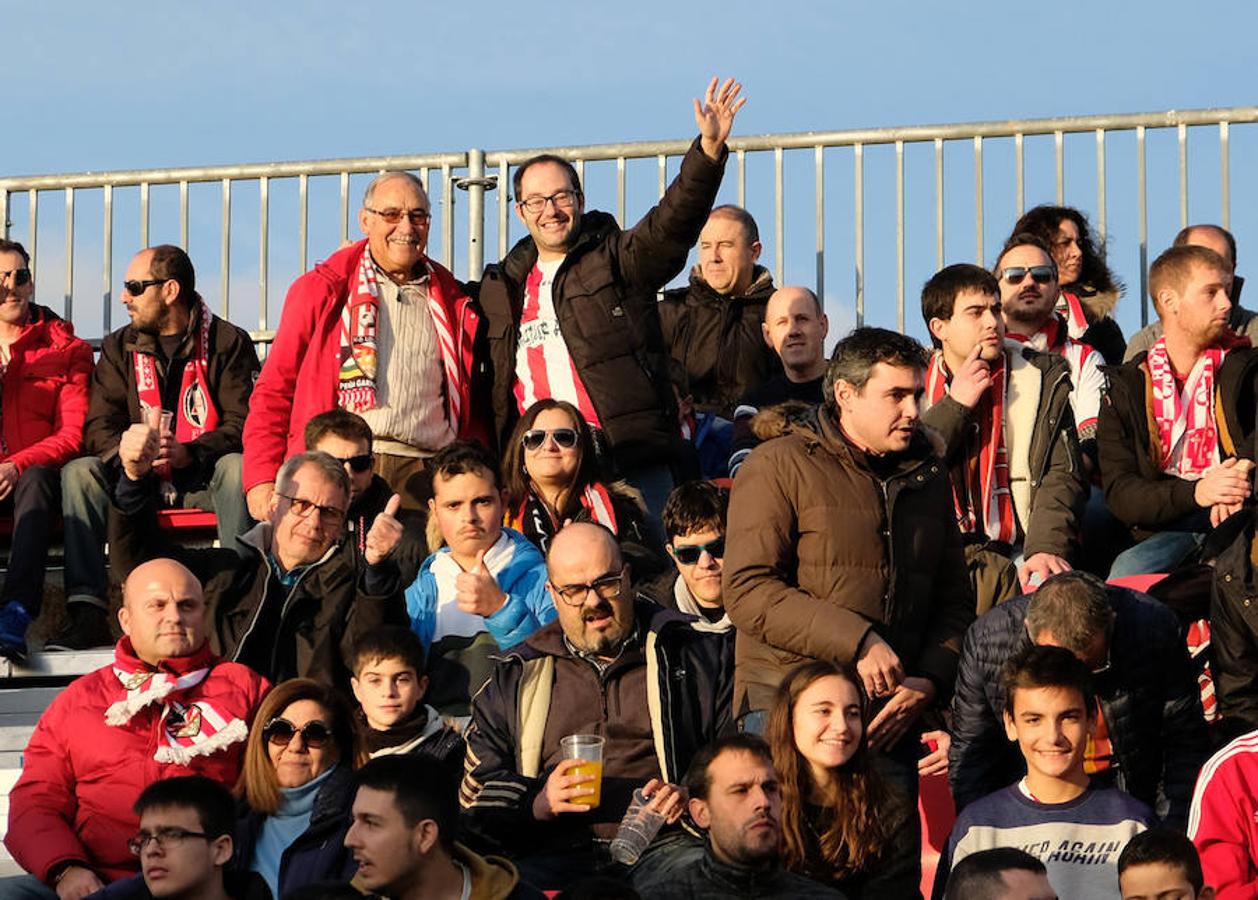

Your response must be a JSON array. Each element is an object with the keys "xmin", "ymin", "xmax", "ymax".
[
  {"xmin": 1000, "ymin": 265, "xmax": 1056, "ymax": 285},
  {"xmin": 332, "ymin": 453, "xmax": 373, "ymax": 474},
  {"xmin": 522, "ymin": 428, "xmax": 579, "ymax": 451},
  {"xmin": 263, "ymin": 716, "xmax": 332, "ymax": 749},
  {"xmin": 1, "ymin": 268, "xmax": 31, "ymax": 287},
  {"xmin": 670, "ymin": 538, "xmax": 725, "ymax": 565},
  {"xmin": 123, "ymin": 278, "xmax": 169, "ymax": 297}
]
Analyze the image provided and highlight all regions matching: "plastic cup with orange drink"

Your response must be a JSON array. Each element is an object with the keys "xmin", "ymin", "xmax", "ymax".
[{"xmin": 561, "ymin": 734, "xmax": 605, "ymax": 808}]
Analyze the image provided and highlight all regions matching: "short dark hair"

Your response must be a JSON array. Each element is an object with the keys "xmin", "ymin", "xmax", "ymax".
[
  {"xmin": 1002, "ymin": 644, "xmax": 1097, "ymax": 718},
  {"xmin": 148, "ymin": 244, "xmax": 198, "ymax": 310},
  {"xmin": 823, "ymin": 326, "xmax": 929, "ymax": 413},
  {"xmin": 661, "ymin": 481, "xmax": 728, "ymax": 544},
  {"xmin": 1150, "ymin": 244, "xmax": 1232, "ymax": 309},
  {"xmin": 708, "ymin": 205, "xmax": 760, "ymax": 245},
  {"xmin": 995, "ymin": 233, "xmax": 1057, "ymax": 275},
  {"xmin": 0, "ymin": 240, "xmax": 30, "ymax": 266},
  {"xmin": 944, "ymin": 847, "xmax": 1048, "ymax": 900},
  {"xmin": 1024, "ymin": 571, "xmax": 1115, "ymax": 655},
  {"xmin": 513, "ymin": 154, "xmax": 582, "ymax": 201},
  {"xmin": 350, "ymin": 625, "xmax": 426, "ymax": 677},
  {"xmin": 1117, "ymin": 828, "xmax": 1204, "ymax": 892},
  {"xmin": 354, "ymin": 755, "xmax": 459, "ymax": 853},
  {"xmin": 685, "ymin": 733, "xmax": 774, "ymax": 802},
  {"xmin": 921, "ymin": 264, "xmax": 1001, "ymax": 347},
  {"xmin": 1174, "ymin": 223, "xmax": 1237, "ymax": 268},
  {"xmin": 134, "ymin": 775, "xmax": 235, "ymax": 840},
  {"xmin": 304, "ymin": 409, "xmax": 373, "ymax": 451},
  {"xmin": 430, "ymin": 440, "xmax": 501, "ymax": 491}
]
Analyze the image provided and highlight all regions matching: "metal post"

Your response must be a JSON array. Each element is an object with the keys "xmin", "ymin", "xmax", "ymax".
[
  {"xmin": 179, "ymin": 181, "xmax": 189, "ymax": 250},
  {"xmin": 259, "ymin": 176, "xmax": 269, "ymax": 332},
  {"xmin": 1178, "ymin": 123, "xmax": 1189, "ymax": 228},
  {"xmin": 895, "ymin": 140, "xmax": 905, "ymax": 332},
  {"xmin": 974, "ymin": 136, "xmax": 984, "ymax": 266},
  {"xmin": 854, "ymin": 143, "xmax": 864, "ymax": 326},
  {"xmin": 467, "ymin": 148, "xmax": 486, "ymax": 280},
  {"xmin": 1137, "ymin": 126, "xmax": 1148, "ymax": 327},
  {"xmin": 220, "ymin": 178, "xmax": 231, "ymax": 318},
  {"xmin": 63, "ymin": 188, "xmax": 74, "ymax": 319},
  {"xmin": 103, "ymin": 185, "xmax": 113, "ymax": 332},
  {"xmin": 1220, "ymin": 122, "xmax": 1231, "ymax": 229},
  {"xmin": 815, "ymin": 146, "xmax": 825, "ymax": 302},
  {"xmin": 934, "ymin": 138, "xmax": 944, "ymax": 269},
  {"xmin": 1096, "ymin": 129, "xmax": 1107, "ymax": 252},
  {"xmin": 774, "ymin": 147, "xmax": 784, "ymax": 286}
]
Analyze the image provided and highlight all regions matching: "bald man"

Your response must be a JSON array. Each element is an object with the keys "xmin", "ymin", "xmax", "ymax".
[
  {"xmin": 461, "ymin": 522, "xmax": 733, "ymax": 892},
  {"xmin": 5, "ymin": 557, "xmax": 268, "ymax": 899},
  {"xmin": 728, "ymin": 286, "xmax": 829, "ymax": 475}
]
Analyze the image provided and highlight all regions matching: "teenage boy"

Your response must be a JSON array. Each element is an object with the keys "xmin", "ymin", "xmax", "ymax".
[
  {"xmin": 406, "ymin": 440, "xmax": 553, "ymax": 715},
  {"xmin": 934, "ymin": 645, "xmax": 1157, "ymax": 900},
  {"xmin": 652, "ymin": 480, "xmax": 731, "ymax": 630},
  {"xmin": 349, "ymin": 625, "xmax": 464, "ymax": 775},
  {"xmin": 1118, "ymin": 829, "xmax": 1215, "ymax": 900}
]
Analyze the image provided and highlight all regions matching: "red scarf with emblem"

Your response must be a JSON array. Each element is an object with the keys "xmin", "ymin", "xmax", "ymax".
[{"xmin": 133, "ymin": 300, "xmax": 220, "ymax": 445}]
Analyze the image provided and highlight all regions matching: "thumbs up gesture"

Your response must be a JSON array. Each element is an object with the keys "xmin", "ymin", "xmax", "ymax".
[
  {"xmin": 456, "ymin": 548, "xmax": 508, "ymax": 617},
  {"xmin": 364, "ymin": 494, "xmax": 404, "ymax": 566}
]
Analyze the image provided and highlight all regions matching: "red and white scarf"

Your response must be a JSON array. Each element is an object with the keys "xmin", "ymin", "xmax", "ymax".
[
  {"xmin": 104, "ymin": 640, "xmax": 247, "ymax": 765},
  {"xmin": 134, "ymin": 300, "xmax": 221, "ymax": 477},
  {"xmin": 926, "ymin": 353, "xmax": 1016, "ymax": 543},
  {"xmin": 1146, "ymin": 336, "xmax": 1226, "ymax": 477},
  {"xmin": 338, "ymin": 250, "xmax": 464, "ymax": 429},
  {"xmin": 1057, "ymin": 289, "xmax": 1091, "ymax": 340},
  {"xmin": 507, "ymin": 483, "xmax": 620, "ymax": 555}
]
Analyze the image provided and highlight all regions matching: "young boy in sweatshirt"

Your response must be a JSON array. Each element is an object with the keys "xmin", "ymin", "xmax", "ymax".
[{"xmin": 935, "ymin": 645, "xmax": 1157, "ymax": 900}]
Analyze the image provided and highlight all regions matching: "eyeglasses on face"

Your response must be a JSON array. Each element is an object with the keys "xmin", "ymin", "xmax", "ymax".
[
  {"xmin": 365, "ymin": 206, "xmax": 431, "ymax": 225},
  {"xmin": 263, "ymin": 716, "xmax": 332, "ymax": 749},
  {"xmin": 551, "ymin": 567, "xmax": 626, "ymax": 606},
  {"xmin": 516, "ymin": 190, "xmax": 581, "ymax": 215},
  {"xmin": 999, "ymin": 265, "xmax": 1056, "ymax": 285},
  {"xmin": 128, "ymin": 827, "xmax": 211, "ymax": 855},
  {"xmin": 332, "ymin": 453, "xmax": 373, "ymax": 474},
  {"xmin": 276, "ymin": 492, "xmax": 346, "ymax": 524},
  {"xmin": 123, "ymin": 278, "xmax": 169, "ymax": 297},
  {"xmin": 670, "ymin": 537, "xmax": 725, "ymax": 566},
  {"xmin": 0, "ymin": 268, "xmax": 31, "ymax": 287},
  {"xmin": 521, "ymin": 428, "xmax": 578, "ymax": 451}
]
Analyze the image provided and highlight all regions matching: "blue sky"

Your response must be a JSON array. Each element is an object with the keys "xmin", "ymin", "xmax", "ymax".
[{"xmin": 5, "ymin": 1, "xmax": 1257, "ymax": 342}]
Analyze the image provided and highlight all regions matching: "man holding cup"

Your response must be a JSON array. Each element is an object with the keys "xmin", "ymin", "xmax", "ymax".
[
  {"xmin": 460, "ymin": 522, "xmax": 733, "ymax": 892},
  {"xmin": 56, "ymin": 246, "xmax": 260, "ymax": 650}
]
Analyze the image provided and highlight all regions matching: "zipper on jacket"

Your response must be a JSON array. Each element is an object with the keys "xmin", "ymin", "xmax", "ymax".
[
  {"xmin": 231, "ymin": 551, "xmax": 275, "ymax": 666},
  {"xmin": 1032, "ymin": 368, "xmax": 1075, "ymax": 486}
]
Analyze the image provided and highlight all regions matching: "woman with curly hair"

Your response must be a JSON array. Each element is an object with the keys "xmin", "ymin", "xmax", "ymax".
[
  {"xmin": 766, "ymin": 661, "xmax": 918, "ymax": 899},
  {"xmin": 1011, "ymin": 205, "xmax": 1127, "ymax": 364}
]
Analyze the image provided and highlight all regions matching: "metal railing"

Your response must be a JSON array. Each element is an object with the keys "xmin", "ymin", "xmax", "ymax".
[{"xmin": 2, "ymin": 104, "xmax": 1256, "ymax": 345}]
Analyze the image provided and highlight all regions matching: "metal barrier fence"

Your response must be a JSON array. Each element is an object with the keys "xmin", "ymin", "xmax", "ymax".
[{"xmin": 2, "ymin": 104, "xmax": 1256, "ymax": 346}]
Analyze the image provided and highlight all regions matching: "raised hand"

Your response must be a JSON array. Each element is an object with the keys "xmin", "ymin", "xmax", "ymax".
[
  {"xmin": 456, "ymin": 548, "xmax": 507, "ymax": 617},
  {"xmin": 948, "ymin": 341, "xmax": 993, "ymax": 409},
  {"xmin": 364, "ymin": 493, "xmax": 404, "ymax": 565},
  {"xmin": 694, "ymin": 77, "xmax": 746, "ymax": 160},
  {"xmin": 118, "ymin": 423, "xmax": 160, "ymax": 481}
]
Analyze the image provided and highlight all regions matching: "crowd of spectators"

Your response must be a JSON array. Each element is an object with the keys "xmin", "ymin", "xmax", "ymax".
[{"xmin": 3, "ymin": 77, "xmax": 1258, "ymax": 899}]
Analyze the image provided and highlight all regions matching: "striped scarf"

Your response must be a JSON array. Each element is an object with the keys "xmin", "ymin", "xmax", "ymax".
[
  {"xmin": 508, "ymin": 483, "xmax": 620, "ymax": 555},
  {"xmin": 1146, "ymin": 337, "xmax": 1225, "ymax": 477}
]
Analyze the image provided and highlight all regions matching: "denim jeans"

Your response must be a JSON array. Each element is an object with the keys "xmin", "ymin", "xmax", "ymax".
[
  {"xmin": 1, "ymin": 466, "xmax": 60, "ymax": 616},
  {"xmin": 0, "ymin": 874, "xmax": 58, "ymax": 899},
  {"xmin": 1108, "ymin": 530, "xmax": 1205, "ymax": 580}
]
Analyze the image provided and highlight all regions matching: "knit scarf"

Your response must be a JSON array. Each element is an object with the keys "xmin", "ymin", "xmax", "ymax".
[
  {"xmin": 1146, "ymin": 336, "xmax": 1228, "ymax": 477},
  {"xmin": 926, "ymin": 352, "xmax": 1015, "ymax": 543},
  {"xmin": 1057, "ymin": 289, "xmax": 1091, "ymax": 340},
  {"xmin": 507, "ymin": 483, "xmax": 619, "ymax": 554},
  {"xmin": 134, "ymin": 300, "xmax": 221, "ymax": 477},
  {"xmin": 338, "ymin": 250, "xmax": 465, "ymax": 429},
  {"xmin": 358, "ymin": 705, "xmax": 433, "ymax": 757},
  {"xmin": 105, "ymin": 639, "xmax": 247, "ymax": 765}
]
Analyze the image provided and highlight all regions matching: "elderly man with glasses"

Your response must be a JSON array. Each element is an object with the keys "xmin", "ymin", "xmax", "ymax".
[
  {"xmin": 460, "ymin": 521, "xmax": 732, "ymax": 893},
  {"xmin": 242, "ymin": 171, "xmax": 491, "ymax": 525},
  {"xmin": 56, "ymin": 245, "xmax": 260, "ymax": 652},
  {"xmin": 111, "ymin": 426, "xmax": 408, "ymax": 685}
]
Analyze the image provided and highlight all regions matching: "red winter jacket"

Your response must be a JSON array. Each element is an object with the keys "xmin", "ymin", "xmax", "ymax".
[
  {"xmin": 4, "ymin": 640, "xmax": 269, "ymax": 886},
  {"xmin": 1189, "ymin": 729, "xmax": 1258, "ymax": 898},
  {"xmin": 242, "ymin": 240, "xmax": 489, "ymax": 491},
  {"xmin": 2, "ymin": 305, "xmax": 93, "ymax": 471}
]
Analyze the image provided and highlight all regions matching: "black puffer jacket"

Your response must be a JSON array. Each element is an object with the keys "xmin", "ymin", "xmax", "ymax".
[
  {"xmin": 948, "ymin": 587, "xmax": 1209, "ymax": 829},
  {"xmin": 478, "ymin": 138, "xmax": 727, "ymax": 471},
  {"xmin": 659, "ymin": 266, "xmax": 780, "ymax": 419}
]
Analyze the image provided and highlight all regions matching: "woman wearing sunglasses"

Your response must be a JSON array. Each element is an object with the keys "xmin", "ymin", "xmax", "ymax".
[
  {"xmin": 233, "ymin": 679, "xmax": 357, "ymax": 899},
  {"xmin": 1009, "ymin": 205, "xmax": 1127, "ymax": 365}
]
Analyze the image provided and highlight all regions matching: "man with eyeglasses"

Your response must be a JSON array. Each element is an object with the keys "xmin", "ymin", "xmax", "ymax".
[
  {"xmin": 5, "ymin": 559, "xmax": 267, "ymax": 900},
  {"xmin": 949, "ymin": 570, "xmax": 1209, "ymax": 831},
  {"xmin": 919, "ymin": 263, "xmax": 1087, "ymax": 607},
  {"xmin": 0, "ymin": 239, "xmax": 93, "ymax": 662},
  {"xmin": 111, "ymin": 430, "xmax": 408, "ymax": 685},
  {"xmin": 243, "ymin": 170, "xmax": 490, "ymax": 524},
  {"xmin": 478, "ymin": 79, "xmax": 746, "ymax": 528},
  {"xmin": 461, "ymin": 521, "xmax": 732, "ymax": 892},
  {"xmin": 55, "ymin": 244, "xmax": 260, "ymax": 652}
]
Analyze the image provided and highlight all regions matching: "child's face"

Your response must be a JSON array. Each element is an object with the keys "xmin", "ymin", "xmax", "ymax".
[
  {"xmin": 1120, "ymin": 861, "xmax": 1211, "ymax": 900},
  {"xmin": 1003, "ymin": 685, "xmax": 1094, "ymax": 783},
  {"xmin": 351, "ymin": 657, "xmax": 425, "ymax": 730}
]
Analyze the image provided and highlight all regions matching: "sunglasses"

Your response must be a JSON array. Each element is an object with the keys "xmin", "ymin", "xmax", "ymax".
[
  {"xmin": 263, "ymin": 716, "xmax": 332, "ymax": 749},
  {"xmin": 1000, "ymin": 265, "xmax": 1056, "ymax": 285},
  {"xmin": 123, "ymin": 278, "xmax": 169, "ymax": 297},
  {"xmin": 670, "ymin": 538, "xmax": 725, "ymax": 565},
  {"xmin": 0, "ymin": 268, "xmax": 31, "ymax": 287},
  {"xmin": 522, "ymin": 428, "xmax": 578, "ymax": 451},
  {"xmin": 332, "ymin": 453, "xmax": 373, "ymax": 474}
]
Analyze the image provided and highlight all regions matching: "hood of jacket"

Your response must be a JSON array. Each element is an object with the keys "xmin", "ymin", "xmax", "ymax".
[{"xmin": 1070, "ymin": 283, "xmax": 1122, "ymax": 320}]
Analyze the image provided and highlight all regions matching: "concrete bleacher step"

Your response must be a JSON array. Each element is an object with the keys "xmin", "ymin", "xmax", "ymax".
[{"xmin": 0, "ymin": 650, "xmax": 112, "ymax": 681}]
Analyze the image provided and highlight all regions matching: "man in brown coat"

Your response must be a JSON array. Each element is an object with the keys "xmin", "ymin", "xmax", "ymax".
[{"xmin": 723, "ymin": 326, "xmax": 974, "ymax": 885}]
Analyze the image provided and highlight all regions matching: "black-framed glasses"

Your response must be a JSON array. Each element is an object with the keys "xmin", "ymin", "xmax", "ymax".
[
  {"xmin": 551, "ymin": 567, "xmax": 626, "ymax": 606},
  {"xmin": 516, "ymin": 190, "xmax": 581, "ymax": 215},
  {"xmin": 0, "ymin": 268, "xmax": 31, "ymax": 287},
  {"xmin": 999, "ymin": 265, "xmax": 1056, "ymax": 285},
  {"xmin": 263, "ymin": 716, "xmax": 332, "ymax": 749},
  {"xmin": 276, "ymin": 492, "xmax": 346, "ymax": 524},
  {"xmin": 128, "ymin": 827, "xmax": 211, "ymax": 855},
  {"xmin": 522, "ymin": 428, "xmax": 578, "ymax": 451},
  {"xmin": 670, "ymin": 538, "xmax": 725, "ymax": 565},
  {"xmin": 364, "ymin": 206, "xmax": 431, "ymax": 225},
  {"xmin": 123, "ymin": 278, "xmax": 169, "ymax": 297},
  {"xmin": 331, "ymin": 453, "xmax": 373, "ymax": 474}
]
